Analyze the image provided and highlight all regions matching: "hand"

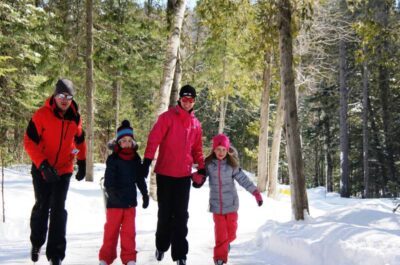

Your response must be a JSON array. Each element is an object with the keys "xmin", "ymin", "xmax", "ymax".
[
  {"xmin": 39, "ymin": 160, "xmax": 59, "ymax": 183},
  {"xmin": 142, "ymin": 194, "xmax": 149, "ymax": 209},
  {"xmin": 253, "ymin": 189, "xmax": 263, "ymax": 206},
  {"xmin": 141, "ymin": 158, "xmax": 152, "ymax": 178},
  {"xmin": 192, "ymin": 169, "xmax": 206, "ymax": 188},
  {"xmin": 75, "ymin": 159, "xmax": 86, "ymax": 181}
]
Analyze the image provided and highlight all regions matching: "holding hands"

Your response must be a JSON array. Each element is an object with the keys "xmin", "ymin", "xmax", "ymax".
[
  {"xmin": 192, "ymin": 168, "xmax": 206, "ymax": 188},
  {"xmin": 253, "ymin": 189, "xmax": 263, "ymax": 206}
]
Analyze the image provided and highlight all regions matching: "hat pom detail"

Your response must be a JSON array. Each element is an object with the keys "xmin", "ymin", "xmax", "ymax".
[{"xmin": 121, "ymin": 120, "xmax": 130, "ymax": 128}]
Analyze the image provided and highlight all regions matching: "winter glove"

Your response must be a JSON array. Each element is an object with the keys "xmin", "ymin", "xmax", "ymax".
[
  {"xmin": 39, "ymin": 160, "xmax": 59, "ymax": 183},
  {"xmin": 192, "ymin": 168, "xmax": 206, "ymax": 188},
  {"xmin": 142, "ymin": 194, "xmax": 149, "ymax": 209},
  {"xmin": 75, "ymin": 159, "xmax": 86, "ymax": 181},
  {"xmin": 141, "ymin": 158, "xmax": 152, "ymax": 178},
  {"xmin": 253, "ymin": 189, "xmax": 263, "ymax": 206}
]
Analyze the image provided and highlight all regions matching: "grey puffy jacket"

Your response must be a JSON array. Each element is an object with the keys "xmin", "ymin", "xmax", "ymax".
[{"xmin": 206, "ymin": 158, "xmax": 257, "ymax": 214}]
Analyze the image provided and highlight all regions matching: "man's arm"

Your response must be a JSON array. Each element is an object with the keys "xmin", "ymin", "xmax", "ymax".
[{"xmin": 24, "ymin": 115, "xmax": 46, "ymax": 168}]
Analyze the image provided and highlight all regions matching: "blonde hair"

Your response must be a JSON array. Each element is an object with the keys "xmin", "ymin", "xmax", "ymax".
[{"xmin": 205, "ymin": 146, "xmax": 239, "ymax": 168}]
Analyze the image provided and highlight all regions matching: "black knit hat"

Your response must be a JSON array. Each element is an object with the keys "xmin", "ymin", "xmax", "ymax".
[
  {"xmin": 54, "ymin": 79, "xmax": 75, "ymax": 96},
  {"xmin": 179, "ymin": 85, "xmax": 196, "ymax": 98},
  {"xmin": 116, "ymin": 120, "xmax": 134, "ymax": 142}
]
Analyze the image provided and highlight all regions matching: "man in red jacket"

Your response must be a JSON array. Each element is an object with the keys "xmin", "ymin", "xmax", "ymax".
[
  {"xmin": 24, "ymin": 79, "xmax": 86, "ymax": 265},
  {"xmin": 142, "ymin": 85, "xmax": 206, "ymax": 265}
]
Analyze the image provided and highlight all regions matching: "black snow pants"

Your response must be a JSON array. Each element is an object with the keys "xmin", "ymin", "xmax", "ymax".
[
  {"xmin": 30, "ymin": 166, "xmax": 71, "ymax": 261},
  {"xmin": 155, "ymin": 174, "xmax": 191, "ymax": 261}
]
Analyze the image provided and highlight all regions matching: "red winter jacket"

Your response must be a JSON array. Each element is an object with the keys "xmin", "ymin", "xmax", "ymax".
[
  {"xmin": 144, "ymin": 105, "xmax": 205, "ymax": 177},
  {"xmin": 24, "ymin": 96, "xmax": 86, "ymax": 176}
]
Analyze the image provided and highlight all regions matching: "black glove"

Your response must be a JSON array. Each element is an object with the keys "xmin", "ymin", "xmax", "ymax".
[
  {"xmin": 39, "ymin": 160, "xmax": 59, "ymax": 183},
  {"xmin": 141, "ymin": 158, "xmax": 152, "ymax": 178},
  {"xmin": 142, "ymin": 194, "xmax": 149, "ymax": 209},
  {"xmin": 75, "ymin": 159, "xmax": 86, "ymax": 181}
]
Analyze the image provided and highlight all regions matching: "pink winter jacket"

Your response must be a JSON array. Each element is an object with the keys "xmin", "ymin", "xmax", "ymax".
[{"xmin": 144, "ymin": 105, "xmax": 205, "ymax": 177}]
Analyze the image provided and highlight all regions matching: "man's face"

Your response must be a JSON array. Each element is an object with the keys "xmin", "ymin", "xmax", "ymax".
[
  {"xmin": 179, "ymin": 96, "xmax": 195, "ymax": 112},
  {"xmin": 54, "ymin": 93, "xmax": 73, "ymax": 112}
]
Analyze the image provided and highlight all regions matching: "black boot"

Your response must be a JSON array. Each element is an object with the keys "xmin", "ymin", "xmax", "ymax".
[
  {"xmin": 176, "ymin": 259, "xmax": 186, "ymax": 265},
  {"xmin": 31, "ymin": 246, "xmax": 41, "ymax": 262},
  {"xmin": 49, "ymin": 258, "xmax": 61, "ymax": 265},
  {"xmin": 155, "ymin": 249, "xmax": 164, "ymax": 261}
]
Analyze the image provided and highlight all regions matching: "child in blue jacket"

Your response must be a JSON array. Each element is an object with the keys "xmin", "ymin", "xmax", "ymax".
[{"xmin": 99, "ymin": 120, "xmax": 149, "ymax": 265}]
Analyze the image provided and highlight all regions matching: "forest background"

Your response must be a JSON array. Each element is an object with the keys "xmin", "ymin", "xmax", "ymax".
[{"xmin": 1, "ymin": 0, "xmax": 399, "ymax": 201}]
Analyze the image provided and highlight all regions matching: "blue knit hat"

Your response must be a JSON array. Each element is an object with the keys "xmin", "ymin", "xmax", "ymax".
[{"xmin": 117, "ymin": 120, "xmax": 134, "ymax": 142}]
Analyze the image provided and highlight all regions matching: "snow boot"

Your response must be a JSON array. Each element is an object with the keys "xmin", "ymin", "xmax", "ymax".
[
  {"xmin": 176, "ymin": 259, "xmax": 186, "ymax": 265},
  {"xmin": 49, "ymin": 258, "xmax": 61, "ymax": 265},
  {"xmin": 215, "ymin": 260, "xmax": 224, "ymax": 265},
  {"xmin": 155, "ymin": 249, "xmax": 164, "ymax": 261},
  {"xmin": 99, "ymin": 260, "xmax": 108, "ymax": 265},
  {"xmin": 31, "ymin": 246, "xmax": 41, "ymax": 262}
]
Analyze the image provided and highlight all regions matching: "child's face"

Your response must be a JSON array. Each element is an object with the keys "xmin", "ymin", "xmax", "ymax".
[
  {"xmin": 214, "ymin": 146, "xmax": 228, "ymax": 160},
  {"xmin": 118, "ymin": 136, "xmax": 133, "ymax": 149}
]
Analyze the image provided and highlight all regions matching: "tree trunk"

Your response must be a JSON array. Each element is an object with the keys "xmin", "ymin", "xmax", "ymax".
[
  {"xmin": 156, "ymin": 0, "xmax": 187, "ymax": 116},
  {"xmin": 339, "ymin": 38, "xmax": 350, "ymax": 197},
  {"xmin": 324, "ymin": 116, "xmax": 333, "ymax": 192},
  {"xmin": 257, "ymin": 52, "xmax": 272, "ymax": 192},
  {"xmin": 268, "ymin": 89, "xmax": 284, "ymax": 198},
  {"xmin": 368, "ymin": 100, "xmax": 387, "ymax": 195},
  {"xmin": 278, "ymin": 0, "xmax": 309, "ymax": 220},
  {"xmin": 1, "ymin": 148, "xmax": 5, "ymax": 222},
  {"xmin": 362, "ymin": 48, "xmax": 370, "ymax": 198},
  {"xmin": 376, "ymin": 0, "xmax": 396, "ymax": 185},
  {"xmin": 112, "ymin": 76, "xmax": 121, "ymax": 134},
  {"xmin": 218, "ymin": 94, "xmax": 228, "ymax": 134},
  {"xmin": 85, "ymin": 0, "xmax": 94, "ymax": 182},
  {"xmin": 169, "ymin": 49, "xmax": 182, "ymax": 108}
]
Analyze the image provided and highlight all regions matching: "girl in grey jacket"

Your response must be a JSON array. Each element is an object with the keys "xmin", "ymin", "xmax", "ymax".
[{"xmin": 205, "ymin": 134, "xmax": 263, "ymax": 265}]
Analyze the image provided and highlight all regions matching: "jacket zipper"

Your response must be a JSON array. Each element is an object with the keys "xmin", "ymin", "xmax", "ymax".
[
  {"xmin": 218, "ymin": 160, "xmax": 222, "ymax": 214},
  {"xmin": 53, "ymin": 118, "xmax": 65, "ymax": 167}
]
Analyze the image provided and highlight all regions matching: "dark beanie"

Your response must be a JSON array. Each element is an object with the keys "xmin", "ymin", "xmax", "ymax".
[
  {"xmin": 116, "ymin": 120, "xmax": 134, "ymax": 142},
  {"xmin": 54, "ymin": 79, "xmax": 75, "ymax": 96},
  {"xmin": 179, "ymin": 85, "xmax": 196, "ymax": 98}
]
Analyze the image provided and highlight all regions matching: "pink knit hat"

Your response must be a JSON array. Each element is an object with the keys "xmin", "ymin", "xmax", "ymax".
[{"xmin": 212, "ymin": 134, "xmax": 230, "ymax": 150}]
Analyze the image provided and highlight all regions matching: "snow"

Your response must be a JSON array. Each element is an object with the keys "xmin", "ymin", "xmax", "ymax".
[{"xmin": 0, "ymin": 164, "xmax": 399, "ymax": 265}]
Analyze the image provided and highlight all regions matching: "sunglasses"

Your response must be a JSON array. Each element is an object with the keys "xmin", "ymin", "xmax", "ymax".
[
  {"xmin": 181, "ymin": 97, "xmax": 195, "ymax": 103},
  {"xmin": 56, "ymin": 94, "xmax": 73, "ymax": 100}
]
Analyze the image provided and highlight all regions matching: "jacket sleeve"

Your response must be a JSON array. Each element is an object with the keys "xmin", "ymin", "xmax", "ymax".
[
  {"xmin": 104, "ymin": 155, "xmax": 117, "ymax": 189},
  {"xmin": 135, "ymin": 154, "xmax": 148, "ymax": 195},
  {"xmin": 192, "ymin": 122, "xmax": 205, "ymax": 169},
  {"xmin": 24, "ymin": 113, "xmax": 46, "ymax": 168},
  {"xmin": 74, "ymin": 116, "xmax": 86, "ymax": 161},
  {"xmin": 233, "ymin": 167, "xmax": 257, "ymax": 194},
  {"xmin": 144, "ymin": 113, "xmax": 170, "ymax": 160}
]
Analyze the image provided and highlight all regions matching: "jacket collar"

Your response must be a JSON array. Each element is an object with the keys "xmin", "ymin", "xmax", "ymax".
[{"xmin": 44, "ymin": 96, "xmax": 80, "ymax": 122}]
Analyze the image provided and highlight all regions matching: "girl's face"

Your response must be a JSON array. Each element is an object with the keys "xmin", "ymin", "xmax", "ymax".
[
  {"xmin": 214, "ymin": 146, "xmax": 228, "ymax": 160},
  {"xmin": 118, "ymin": 136, "xmax": 133, "ymax": 149}
]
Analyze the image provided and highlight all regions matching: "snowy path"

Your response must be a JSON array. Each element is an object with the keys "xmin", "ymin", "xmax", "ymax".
[{"xmin": 1, "ymin": 165, "xmax": 399, "ymax": 265}]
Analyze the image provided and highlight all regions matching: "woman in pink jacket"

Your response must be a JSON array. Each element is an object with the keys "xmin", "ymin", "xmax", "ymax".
[{"xmin": 142, "ymin": 85, "xmax": 206, "ymax": 265}]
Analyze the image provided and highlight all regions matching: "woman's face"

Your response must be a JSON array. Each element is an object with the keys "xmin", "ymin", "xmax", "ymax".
[
  {"xmin": 214, "ymin": 146, "xmax": 228, "ymax": 160},
  {"xmin": 118, "ymin": 136, "xmax": 133, "ymax": 149}
]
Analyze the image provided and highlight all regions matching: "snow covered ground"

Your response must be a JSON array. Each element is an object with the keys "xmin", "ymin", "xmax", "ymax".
[{"xmin": 0, "ymin": 164, "xmax": 399, "ymax": 265}]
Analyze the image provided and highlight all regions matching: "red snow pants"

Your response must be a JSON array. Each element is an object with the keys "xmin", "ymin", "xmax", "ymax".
[
  {"xmin": 99, "ymin": 208, "xmax": 137, "ymax": 264},
  {"xmin": 213, "ymin": 212, "xmax": 238, "ymax": 263}
]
